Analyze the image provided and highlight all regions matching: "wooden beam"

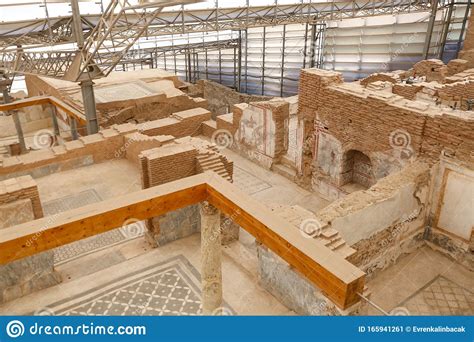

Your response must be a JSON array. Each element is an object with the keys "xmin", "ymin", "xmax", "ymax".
[
  {"xmin": 205, "ymin": 175, "xmax": 365, "ymax": 309},
  {"xmin": 0, "ymin": 172, "xmax": 365, "ymax": 309},
  {"xmin": 0, "ymin": 95, "xmax": 86, "ymax": 124},
  {"xmin": 0, "ymin": 174, "xmax": 208, "ymax": 264}
]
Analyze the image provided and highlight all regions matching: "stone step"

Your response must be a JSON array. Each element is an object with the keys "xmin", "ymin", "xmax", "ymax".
[
  {"xmin": 321, "ymin": 228, "xmax": 339, "ymax": 239},
  {"xmin": 328, "ymin": 239, "xmax": 346, "ymax": 250},
  {"xmin": 216, "ymin": 113, "xmax": 234, "ymax": 124},
  {"xmin": 324, "ymin": 236, "xmax": 342, "ymax": 247},
  {"xmin": 280, "ymin": 155, "xmax": 296, "ymax": 168},
  {"xmin": 336, "ymin": 244, "xmax": 357, "ymax": 259},
  {"xmin": 199, "ymin": 160, "xmax": 222, "ymax": 168},
  {"xmin": 272, "ymin": 163, "xmax": 297, "ymax": 181}
]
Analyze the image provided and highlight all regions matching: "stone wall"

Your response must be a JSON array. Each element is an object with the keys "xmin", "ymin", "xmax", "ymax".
[
  {"xmin": 257, "ymin": 244, "xmax": 342, "ymax": 315},
  {"xmin": 146, "ymin": 204, "xmax": 201, "ymax": 247},
  {"xmin": 315, "ymin": 161, "xmax": 431, "ymax": 277},
  {"xmin": 138, "ymin": 107, "xmax": 212, "ymax": 138},
  {"xmin": 0, "ymin": 176, "xmax": 60, "ymax": 304},
  {"xmin": 201, "ymin": 99, "xmax": 290, "ymax": 170},
  {"xmin": 425, "ymin": 155, "xmax": 474, "ymax": 270},
  {"xmin": 392, "ymin": 84, "xmax": 423, "ymax": 100},
  {"xmin": 0, "ymin": 175, "xmax": 43, "ymax": 221},
  {"xmin": 436, "ymin": 79, "xmax": 474, "ymax": 111},
  {"xmin": 25, "ymin": 71, "xmax": 208, "ymax": 129},
  {"xmin": 360, "ymin": 73, "xmax": 400, "ymax": 87},
  {"xmin": 0, "ymin": 123, "xmax": 137, "ymax": 179},
  {"xmin": 413, "ymin": 59, "xmax": 448, "ymax": 82},
  {"xmin": 187, "ymin": 79, "xmax": 272, "ymax": 117},
  {"xmin": 297, "ymin": 68, "xmax": 474, "ymax": 197},
  {"xmin": 138, "ymin": 137, "xmax": 238, "ymax": 246}
]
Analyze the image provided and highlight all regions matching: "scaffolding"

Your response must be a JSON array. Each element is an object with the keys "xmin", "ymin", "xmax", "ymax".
[{"xmin": 0, "ymin": 1, "xmax": 471, "ymax": 97}]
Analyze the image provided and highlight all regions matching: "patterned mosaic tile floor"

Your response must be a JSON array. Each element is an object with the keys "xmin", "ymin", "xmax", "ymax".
[
  {"xmin": 43, "ymin": 190, "xmax": 143, "ymax": 265},
  {"xmin": 37, "ymin": 255, "xmax": 232, "ymax": 316},
  {"xmin": 233, "ymin": 166, "xmax": 272, "ymax": 195},
  {"xmin": 395, "ymin": 275, "xmax": 474, "ymax": 315}
]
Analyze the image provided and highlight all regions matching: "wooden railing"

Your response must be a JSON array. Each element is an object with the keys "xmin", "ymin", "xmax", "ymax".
[
  {"xmin": 0, "ymin": 172, "xmax": 365, "ymax": 309},
  {"xmin": 0, "ymin": 95, "xmax": 86, "ymax": 124}
]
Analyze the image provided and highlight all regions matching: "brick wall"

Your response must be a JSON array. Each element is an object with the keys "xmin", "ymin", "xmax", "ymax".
[
  {"xmin": 413, "ymin": 59, "xmax": 448, "ymax": 82},
  {"xmin": 436, "ymin": 79, "xmax": 474, "ymax": 110},
  {"xmin": 0, "ymin": 123, "xmax": 137, "ymax": 178},
  {"xmin": 360, "ymin": 73, "xmax": 400, "ymax": 87},
  {"xmin": 124, "ymin": 133, "xmax": 174, "ymax": 166},
  {"xmin": 139, "ymin": 144, "xmax": 197, "ymax": 188},
  {"xmin": 138, "ymin": 107, "xmax": 211, "ymax": 138},
  {"xmin": 392, "ymin": 84, "xmax": 423, "ymax": 100},
  {"xmin": 299, "ymin": 68, "xmax": 474, "ymax": 163},
  {"xmin": 0, "ymin": 175, "xmax": 43, "ymax": 220}
]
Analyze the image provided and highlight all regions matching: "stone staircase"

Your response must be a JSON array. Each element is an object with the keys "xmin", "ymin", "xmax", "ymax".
[
  {"xmin": 0, "ymin": 146, "xmax": 9, "ymax": 157},
  {"xmin": 196, "ymin": 149, "xmax": 233, "ymax": 182},
  {"xmin": 272, "ymin": 155, "xmax": 297, "ymax": 181},
  {"xmin": 267, "ymin": 203, "xmax": 356, "ymax": 260}
]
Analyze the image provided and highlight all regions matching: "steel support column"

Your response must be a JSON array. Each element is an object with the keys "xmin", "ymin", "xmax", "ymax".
[
  {"xmin": 439, "ymin": 0, "xmax": 455, "ymax": 59},
  {"xmin": 456, "ymin": 0, "xmax": 472, "ymax": 57},
  {"xmin": 261, "ymin": 26, "xmax": 266, "ymax": 95},
  {"xmin": 50, "ymin": 105, "xmax": 60, "ymax": 136},
  {"xmin": 2, "ymin": 88, "xmax": 27, "ymax": 153},
  {"xmin": 280, "ymin": 24, "xmax": 287, "ymax": 97},
  {"xmin": 70, "ymin": 117, "xmax": 79, "ymax": 140},
  {"xmin": 422, "ymin": 0, "xmax": 439, "ymax": 59},
  {"xmin": 80, "ymin": 80, "xmax": 99, "ymax": 135}
]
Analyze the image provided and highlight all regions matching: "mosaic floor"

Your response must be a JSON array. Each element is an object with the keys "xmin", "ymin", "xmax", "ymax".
[
  {"xmin": 43, "ymin": 189, "xmax": 142, "ymax": 265},
  {"xmin": 233, "ymin": 166, "xmax": 272, "ymax": 195},
  {"xmin": 395, "ymin": 275, "xmax": 474, "ymax": 315},
  {"xmin": 36, "ymin": 255, "xmax": 232, "ymax": 316}
]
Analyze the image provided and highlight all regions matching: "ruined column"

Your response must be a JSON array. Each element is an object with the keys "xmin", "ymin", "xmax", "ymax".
[
  {"xmin": 70, "ymin": 117, "xmax": 78, "ymax": 140},
  {"xmin": 200, "ymin": 201, "xmax": 223, "ymax": 314}
]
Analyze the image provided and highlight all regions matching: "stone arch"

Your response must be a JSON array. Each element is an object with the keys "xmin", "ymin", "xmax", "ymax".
[{"xmin": 340, "ymin": 149, "xmax": 375, "ymax": 188}]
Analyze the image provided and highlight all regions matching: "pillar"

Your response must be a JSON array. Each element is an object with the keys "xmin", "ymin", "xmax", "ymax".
[
  {"xmin": 200, "ymin": 201, "xmax": 223, "ymax": 314},
  {"xmin": 3, "ymin": 88, "xmax": 27, "ymax": 153},
  {"xmin": 50, "ymin": 105, "xmax": 60, "ymax": 136},
  {"xmin": 80, "ymin": 80, "xmax": 99, "ymax": 135},
  {"xmin": 70, "ymin": 117, "xmax": 78, "ymax": 140}
]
